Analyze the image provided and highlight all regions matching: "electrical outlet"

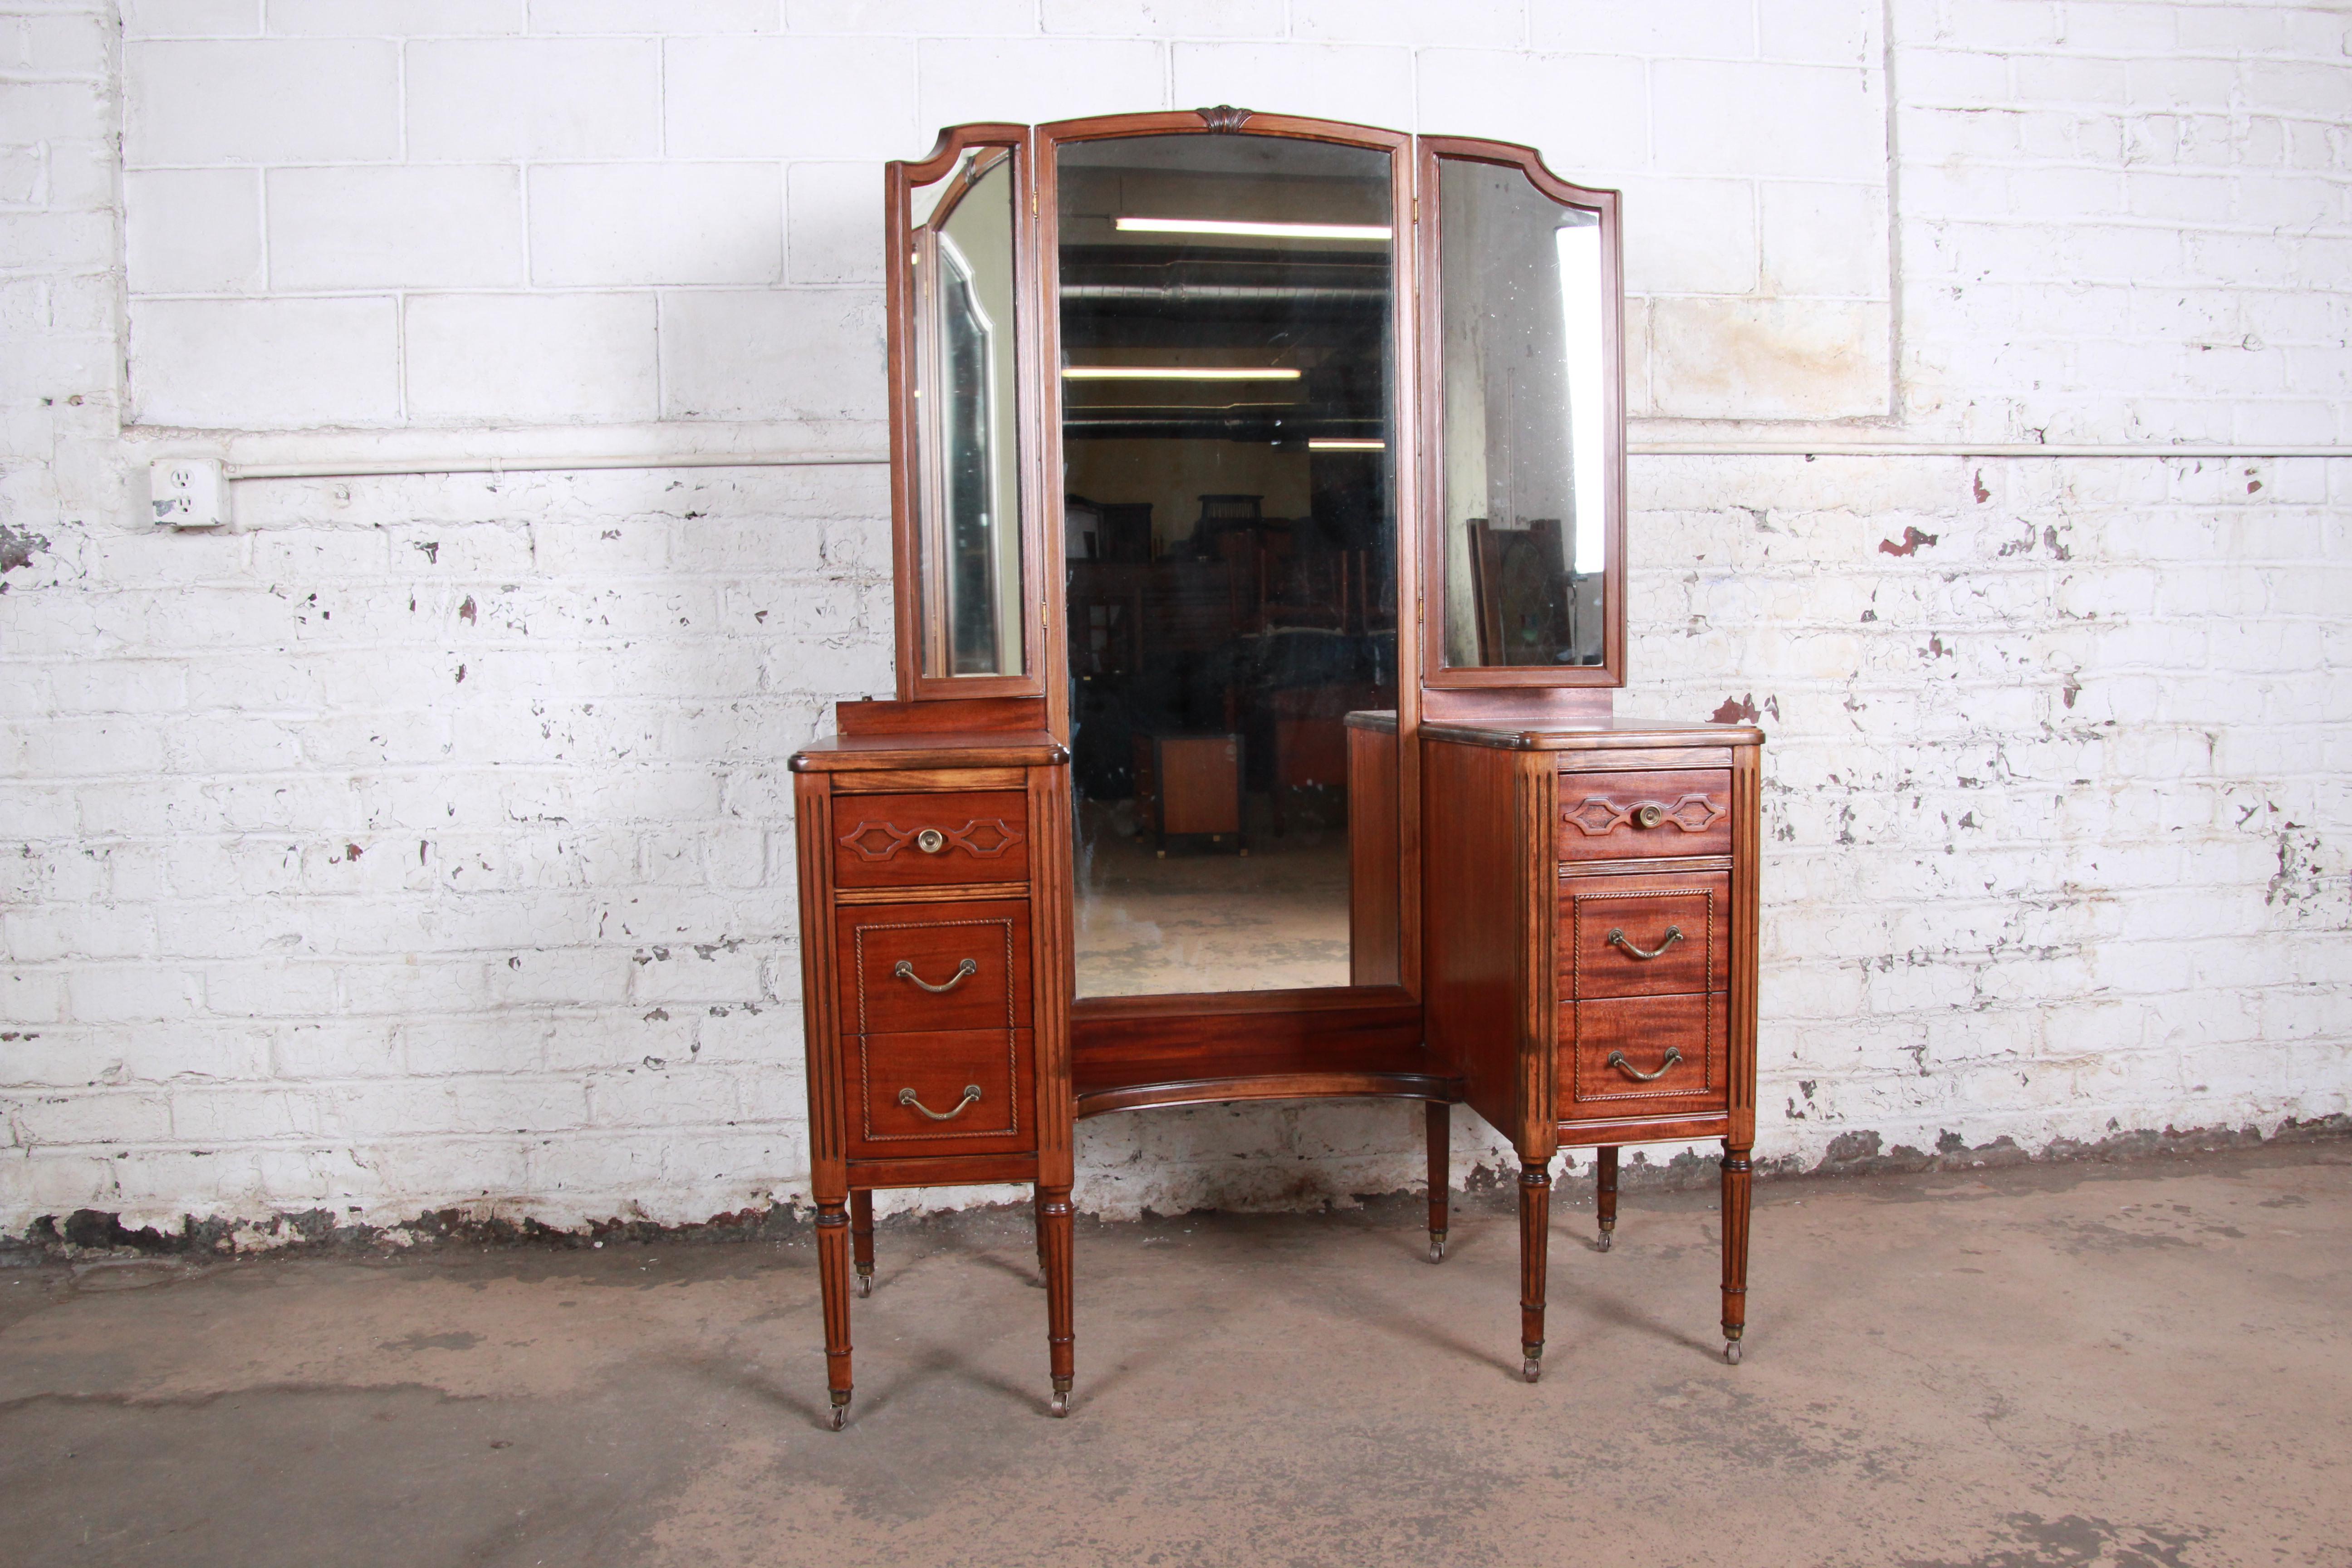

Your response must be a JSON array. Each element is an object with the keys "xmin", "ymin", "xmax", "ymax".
[{"xmin": 151, "ymin": 458, "xmax": 225, "ymax": 528}]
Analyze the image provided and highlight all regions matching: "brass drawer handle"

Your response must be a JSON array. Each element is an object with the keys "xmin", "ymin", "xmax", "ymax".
[
  {"xmin": 1634, "ymin": 804, "xmax": 1666, "ymax": 828},
  {"xmin": 915, "ymin": 828, "xmax": 946, "ymax": 853},
  {"xmin": 1606, "ymin": 1046, "xmax": 1684, "ymax": 1083},
  {"xmin": 893, "ymin": 957, "xmax": 977, "ymax": 993},
  {"xmin": 1606, "ymin": 925, "xmax": 1684, "ymax": 961},
  {"xmin": 898, "ymin": 1084, "xmax": 982, "ymax": 1121}
]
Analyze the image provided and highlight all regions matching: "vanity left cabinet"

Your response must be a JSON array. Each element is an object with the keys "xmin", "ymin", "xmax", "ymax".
[{"xmin": 790, "ymin": 720, "xmax": 1076, "ymax": 1426}]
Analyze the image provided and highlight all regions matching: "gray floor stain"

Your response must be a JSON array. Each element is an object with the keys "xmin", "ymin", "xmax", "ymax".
[{"xmin": 0, "ymin": 1143, "xmax": 2346, "ymax": 1567}]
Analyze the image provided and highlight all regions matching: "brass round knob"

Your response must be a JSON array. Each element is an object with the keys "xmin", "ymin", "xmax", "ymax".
[
  {"xmin": 915, "ymin": 828, "xmax": 946, "ymax": 854},
  {"xmin": 1634, "ymin": 804, "xmax": 1665, "ymax": 829}
]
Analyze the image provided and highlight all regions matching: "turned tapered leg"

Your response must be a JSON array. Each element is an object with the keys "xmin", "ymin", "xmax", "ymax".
[
  {"xmin": 1518, "ymin": 1161, "xmax": 1550, "ymax": 1383},
  {"xmin": 1595, "ymin": 1145, "xmax": 1619, "ymax": 1251},
  {"xmin": 815, "ymin": 1198, "xmax": 854, "ymax": 1426},
  {"xmin": 849, "ymin": 1189, "xmax": 875, "ymax": 1298},
  {"xmin": 1039, "ymin": 1183, "xmax": 1075, "ymax": 1415},
  {"xmin": 1425, "ymin": 1101, "xmax": 1449, "ymax": 1263},
  {"xmin": 1721, "ymin": 1142, "xmax": 1752, "ymax": 1364}
]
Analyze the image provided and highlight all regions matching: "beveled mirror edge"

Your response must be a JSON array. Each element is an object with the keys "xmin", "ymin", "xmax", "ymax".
[
  {"xmin": 887, "ymin": 122, "xmax": 1050, "ymax": 703},
  {"xmin": 1414, "ymin": 135, "xmax": 1627, "ymax": 693}
]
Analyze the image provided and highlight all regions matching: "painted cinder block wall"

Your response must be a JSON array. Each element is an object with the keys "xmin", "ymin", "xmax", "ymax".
[{"xmin": 1, "ymin": 0, "xmax": 2346, "ymax": 1240}]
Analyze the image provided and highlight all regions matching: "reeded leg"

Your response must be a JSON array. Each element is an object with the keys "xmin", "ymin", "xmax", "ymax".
[
  {"xmin": 1721, "ymin": 1142, "xmax": 1752, "ymax": 1365},
  {"xmin": 1596, "ymin": 1145, "xmax": 1619, "ymax": 1251},
  {"xmin": 815, "ymin": 1198, "xmax": 854, "ymax": 1427},
  {"xmin": 850, "ymin": 1189, "xmax": 875, "ymax": 1298},
  {"xmin": 1518, "ymin": 1161, "xmax": 1551, "ymax": 1383},
  {"xmin": 1425, "ymin": 1101, "xmax": 1449, "ymax": 1263},
  {"xmin": 1039, "ymin": 1184, "xmax": 1075, "ymax": 1416}
]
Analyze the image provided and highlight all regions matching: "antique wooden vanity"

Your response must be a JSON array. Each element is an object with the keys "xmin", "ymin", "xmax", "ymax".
[{"xmin": 790, "ymin": 108, "xmax": 1763, "ymax": 1426}]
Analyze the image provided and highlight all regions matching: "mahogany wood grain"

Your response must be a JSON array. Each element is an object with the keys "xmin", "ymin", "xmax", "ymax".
[
  {"xmin": 1027, "ymin": 768, "xmax": 1076, "ymax": 1191},
  {"xmin": 1518, "ymin": 1162, "xmax": 1550, "ymax": 1379},
  {"xmin": 836, "ymin": 882, "xmax": 1036, "ymax": 907},
  {"xmin": 1420, "ymin": 687, "xmax": 1613, "ymax": 725},
  {"xmin": 833, "ymin": 768, "xmax": 1027, "ymax": 794},
  {"xmin": 1595, "ymin": 1145, "xmax": 1619, "ymax": 1245},
  {"xmin": 1039, "ymin": 1184, "xmax": 1075, "ymax": 1407},
  {"xmin": 1554, "ymin": 746, "xmax": 1735, "ymax": 773},
  {"xmin": 1562, "ymin": 870, "xmax": 1728, "ymax": 998},
  {"xmin": 1420, "ymin": 739, "xmax": 1532, "ymax": 1149},
  {"xmin": 837, "ymin": 696, "xmax": 1048, "ymax": 737},
  {"xmin": 1559, "ymin": 854, "xmax": 1733, "ymax": 881},
  {"xmin": 792, "ymin": 731, "xmax": 1067, "ymax": 773},
  {"xmin": 1562, "ymin": 991, "xmax": 1728, "ymax": 1117},
  {"xmin": 1729, "ymin": 743, "xmax": 1762, "ymax": 1149},
  {"xmin": 817, "ymin": 1200, "xmax": 852, "ymax": 1413},
  {"xmin": 1556, "ymin": 769, "xmax": 1734, "ymax": 861},
  {"xmin": 1722, "ymin": 1144, "xmax": 1752, "ymax": 1356},
  {"xmin": 1348, "ymin": 720, "xmax": 1402, "ymax": 987},
  {"xmin": 850, "ymin": 1189, "xmax": 875, "ymax": 1289},
  {"xmin": 848, "ymin": 1028, "xmax": 1036, "ymax": 1159},
  {"xmin": 837, "ymin": 899, "xmax": 1030, "ymax": 1034},
  {"xmin": 1421, "ymin": 718, "xmax": 1764, "ymax": 751},
  {"xmin": 1554, "ymin": 1112, "xmax": 1731, "ymax": 1146},
  {"xmin": 833, "ymin": 791, "xmax": 1031, "ymax": 890},
  {"xmin": 842, "ymin": 1151, "xmax": 1042, "ymax": 1189}
]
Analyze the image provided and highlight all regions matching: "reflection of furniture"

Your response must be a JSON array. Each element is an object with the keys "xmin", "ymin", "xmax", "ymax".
[
  {"xmin": 1132, "ymin": 731, "xmax": 1245, "ymax": 855},
  {"xmin": 1466, "ymin": 517, "xmax": 1573, "ymax": 665},
  {"xmin": 1066, "ymin": 494, "xmax": 1152, "ymax": 562},
  {"xmin": 791, "ymin": 712, "xmax": 1075, "ymax": 1425},
  {"xmin": 1268, "ymin": 682, "xmax": 1382, "ymax": 835},
  {"xmin": 1191, "ymin": 493, "xmax": 1262, "ymax": 559}
]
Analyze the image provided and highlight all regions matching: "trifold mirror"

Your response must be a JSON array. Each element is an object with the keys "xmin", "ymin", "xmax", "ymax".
[{"xmin": 888, "ymin": 113, "xmax": 1624, "ymax": 1003}]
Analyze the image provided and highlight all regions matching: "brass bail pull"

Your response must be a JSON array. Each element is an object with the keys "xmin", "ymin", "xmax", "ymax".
[
  {"xmin": 893, "ymin": 957, "xmax": 978, "ymax": 993},
  {"xmin": 1606, "ymin": 926, "xmax": 1684, "ymax": 961},
  {"xmin": 1605, "ymin": 1046, "xmax": 1684, "ymax": 1083},
  {"xmin": 898, "ymin": 1084, "xmax": 983, "ymax": 1121}
]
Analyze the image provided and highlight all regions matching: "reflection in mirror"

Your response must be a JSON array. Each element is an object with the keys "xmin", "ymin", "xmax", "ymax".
[
  {"xmin": 912, "ymin": 148, "xmax": 1024, "ymax": 677},
  {"xmin": 1059, "ymin": 133, "xmax": 1397, "ymax": 997},
  {"xmin": 1437, "ymin": 158, "xmax": 1607, "ymax": 669}
]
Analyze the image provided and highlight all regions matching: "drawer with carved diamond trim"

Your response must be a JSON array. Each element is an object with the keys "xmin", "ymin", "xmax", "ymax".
[
  {"xmin": 831, "ymin": 789, "xmax": 1029, "ymax": 889},
  {"xmin": 1556, "ymin": 769, "xmax": 1731, "ymax": 862}
]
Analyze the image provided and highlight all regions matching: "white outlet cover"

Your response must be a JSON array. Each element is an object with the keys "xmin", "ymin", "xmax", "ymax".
[{"xmin": 151, "ymin": 457, "xmax": 225, "ymax": 528}]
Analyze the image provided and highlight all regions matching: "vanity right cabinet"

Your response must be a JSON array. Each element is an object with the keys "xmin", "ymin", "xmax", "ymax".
[{"xmin": 1422, "ymin": 717, "xmax": 1764, "ymax": 1377}]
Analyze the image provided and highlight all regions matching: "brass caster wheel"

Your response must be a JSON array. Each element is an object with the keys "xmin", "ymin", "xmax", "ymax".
[
  {"xmin": 855, "ymin": 1272, "xmax": 872, "ymax": 1298},
  {"xmin": 1049, "ymin": 1391, "xmax": 1069, "ymax": 1418},
  {"xmin": 1724, "ymin": 1340, "xmax": 1742, "ymax": 1366},
  {"xmin": 1522, "ymin": 1357, "xmax": 1541, "ymax": 1385},
  {"xmin": 1427, "ymin": 1235, "xmax": 1446, "ymax": 1264},
  {"xmin": 1597, "ymin": 1230, "xmax": 1612, "ymax": 1253},
  {"xmin": 828, "ymin": 1403, "xmax": 848, "ymax": 1431}
]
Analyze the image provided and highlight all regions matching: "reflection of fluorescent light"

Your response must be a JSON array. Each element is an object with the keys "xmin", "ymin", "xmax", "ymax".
[
  {"xmin": 1555, "ymin": 222, "xmax": 1605, "ymax": 574},
  {"xmin": 1308, "ymin": 438, "xmax": 1385, "ymax": 451},
  {"xmin": 1114, "ymin": 216, "xmax": 1392, "ymax": 242},
  {"xmin": 1062, "ymin": 366, "xmax": 1303, "ymax": 381}
]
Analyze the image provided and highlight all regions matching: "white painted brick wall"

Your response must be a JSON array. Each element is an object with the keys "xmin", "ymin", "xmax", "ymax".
[{"xmin": 0, "ymin": 1, "xmax": 2346, "ymax": 1240}]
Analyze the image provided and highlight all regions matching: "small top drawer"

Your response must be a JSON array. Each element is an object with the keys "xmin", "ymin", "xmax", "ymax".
[
  {"xmin": 833, "ymin": 790, "xmax": 1029, "ymax": 888},
  {"xmin": 1557, "ymin": 769, "xmax": 1732, "ymax": 862}
]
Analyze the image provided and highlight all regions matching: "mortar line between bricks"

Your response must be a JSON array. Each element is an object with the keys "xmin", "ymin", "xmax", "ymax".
[{"xmin": 207, "ymin": 444, "xmax": 2352, "ymax": 482}]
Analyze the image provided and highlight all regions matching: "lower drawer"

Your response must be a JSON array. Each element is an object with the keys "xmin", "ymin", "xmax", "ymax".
[
  {"xmin": 847, "ymin": 1028, "xmax": 1035, "ymax": 1159},
  {"xmin": 1560, "ymin": 991, "xmax": 1726, "ymax": 1117}
]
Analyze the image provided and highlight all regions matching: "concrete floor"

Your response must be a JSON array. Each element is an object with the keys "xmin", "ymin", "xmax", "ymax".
[{"xmin": 3, "ymin": 1142, "xmax": 2347, "ymax": 1568}]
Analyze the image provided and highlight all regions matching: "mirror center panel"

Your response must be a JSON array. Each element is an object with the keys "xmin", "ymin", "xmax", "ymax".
[{"xmin": 1056, "ymin": 133, "xmax": 1399, "ymax": 999}]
